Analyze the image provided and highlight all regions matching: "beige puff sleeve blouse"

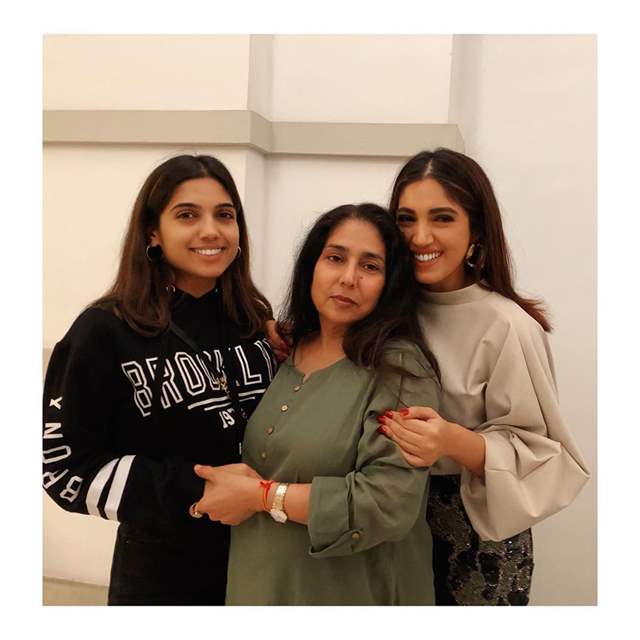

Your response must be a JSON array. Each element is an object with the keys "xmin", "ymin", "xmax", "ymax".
[{"xmin": 419, "ymin": 284, "xmax": 590, "ymax": 541}]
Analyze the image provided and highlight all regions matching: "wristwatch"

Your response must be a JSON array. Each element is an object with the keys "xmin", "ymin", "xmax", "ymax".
[{"xmin": 269, "ymin": 483, "xmax": 289, "ymax": 523}]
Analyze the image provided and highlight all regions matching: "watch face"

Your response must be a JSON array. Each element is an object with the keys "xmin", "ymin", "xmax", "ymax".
[{"xmin": 270, "ymin": 509, "xmax": 287, "ymax": 523}]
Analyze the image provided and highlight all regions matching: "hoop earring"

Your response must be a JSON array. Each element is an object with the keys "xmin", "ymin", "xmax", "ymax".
[
  {"xmin": 146, "ymin": 244, "xmax": 162, "ymax": 262},
  {"xmin": 465, "ymin": 243, "xmax": 485, "ymax": 270}
]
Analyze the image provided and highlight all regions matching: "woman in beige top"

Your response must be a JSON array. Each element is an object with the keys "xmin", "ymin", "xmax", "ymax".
[{"xmin": 378, "ymin": 148, "xmax": 590, "ymax": 605}]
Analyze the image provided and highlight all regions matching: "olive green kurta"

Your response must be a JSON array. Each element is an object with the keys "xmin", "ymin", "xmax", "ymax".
[{"xmin": 226, "ymin": 343, "xmax": 440, "ymax": 605}]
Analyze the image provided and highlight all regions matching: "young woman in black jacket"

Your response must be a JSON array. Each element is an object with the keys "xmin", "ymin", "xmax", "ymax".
[{"xmin": 43, "ymin": 154, "xmax": 278, "ymax": 605}]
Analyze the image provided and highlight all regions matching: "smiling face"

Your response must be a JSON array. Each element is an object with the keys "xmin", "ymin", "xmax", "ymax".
[
  {"xmin": 149, "ymin": 177, "xmax": 240, "ymax": 297},
  {"xmin": 311, "ymin": 218, "xmax": 386, "ymax": 334},
  {"xmin": 396, "ymin": 177, "xmax": 474, "ymax": 292}
]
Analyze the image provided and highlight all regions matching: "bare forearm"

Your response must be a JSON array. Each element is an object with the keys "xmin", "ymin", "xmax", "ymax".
[{"xmin": 447, "ymin": 423, "xmax": 486, "ymax": 479}]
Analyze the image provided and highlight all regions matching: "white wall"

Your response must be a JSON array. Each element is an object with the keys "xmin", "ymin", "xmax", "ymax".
[
  {"xmin": 44, "ymin": 35, "xmax": 251, "ymax": 110},
  {"xmin": 248, "ymin": 35, "xmax": 274, "ymax": 120},
  {"xmin": 242, "ymin": 148, "xmax": 270, "ymax": 288},
  {"xmin": 271, "ymin": 35, "xmax": 452, "ymax": 122},
  {"xmin": 43, "ymin": 34, "xmax": 596, "ymax": 605},
  {"xmin": 449, "ymin": 34, "xmax": 596, "ymax": 605}
]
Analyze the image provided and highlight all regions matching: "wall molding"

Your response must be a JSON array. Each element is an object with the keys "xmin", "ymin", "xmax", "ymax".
[{"xmin": 43, "ymin": 110, "xmax": 464, "ymax": 157}]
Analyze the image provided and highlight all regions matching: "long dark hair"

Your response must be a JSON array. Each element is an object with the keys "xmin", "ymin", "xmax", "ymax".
[
  {"xmin": 94, "ymin": 154, "xmax": 272, "ymax": 336},
  {"xmin": 389, "ymin": 148, "xmax": 551, "ymax": 331},
  {"xmin": 279, "ymin": 203, "xmax": 439, "ymax": 378}
]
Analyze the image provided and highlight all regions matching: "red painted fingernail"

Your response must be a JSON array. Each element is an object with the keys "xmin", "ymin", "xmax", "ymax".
[
  {"xmin": 376, "ymin": 415, "xmax": 386, "ymax": 423},
  {"xmin": 376, "ymin": 426, "xmax": 385, "ymax": 434},
  {"xmin": 384, "ymin": 410, "xmax": 393, "ymax": 418},
  {"xmin": 400, "ymin": 409, "xmax": 409, "ymax": 416}
]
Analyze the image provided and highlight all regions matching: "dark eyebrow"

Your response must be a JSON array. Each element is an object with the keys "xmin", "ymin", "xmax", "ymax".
[
  {"xmin": 324, "ymin": 244, "xmax": 385, "ymax": 263},
  {"xmin": 429, "ymin": 207, "xmax": 458, "ymax": 215},
  {"xmin": 362, "ymin": 251, "xmax": 386, "ymax": 263},
  {"xmin": 170, "ymin": 201, "xmax": 236, "ymax": 212},
  {"xmin": 395, "ymin": 206, "xmax": 458, "ymax": 215},
  {"xmin": 170, "ymin": 202, "xmax": 200, "ymax": 212}
]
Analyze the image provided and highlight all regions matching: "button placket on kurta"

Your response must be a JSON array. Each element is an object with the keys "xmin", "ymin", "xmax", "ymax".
[{"xmin": 256, "ymin": 372, "xmax": 305, "ymax": 466}]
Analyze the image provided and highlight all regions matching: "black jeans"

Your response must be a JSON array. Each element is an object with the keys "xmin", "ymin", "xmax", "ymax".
[{"xmin": 108, "ymin": 523, "xmax": 229, "ymax": 606}]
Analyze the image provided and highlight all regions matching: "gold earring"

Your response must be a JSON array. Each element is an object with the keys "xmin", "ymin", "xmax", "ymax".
[{"xmin": 465, "ymin": 243, "xmax": 485, "ymax": 269}]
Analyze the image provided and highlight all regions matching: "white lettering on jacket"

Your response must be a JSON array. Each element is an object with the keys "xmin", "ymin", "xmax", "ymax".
[{"xmin": 121, "ymin": 341, "xmax": 274, "ymax": 419}]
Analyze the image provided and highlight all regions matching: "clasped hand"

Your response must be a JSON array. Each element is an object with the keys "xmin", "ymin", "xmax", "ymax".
[{"xmin": 193, "ymin": 463, "xmax": 263, "ymax": 526}]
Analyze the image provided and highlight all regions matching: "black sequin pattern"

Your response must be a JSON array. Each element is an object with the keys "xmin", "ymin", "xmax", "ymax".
[{"xmin": 427, "ymin": 474, "xmax": 533, "ymax": 606}]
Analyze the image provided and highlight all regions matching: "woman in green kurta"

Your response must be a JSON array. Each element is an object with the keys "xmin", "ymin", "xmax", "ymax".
[{"xmin": 192, "ymin": 203, "xmax": 441, "ymax": 605}]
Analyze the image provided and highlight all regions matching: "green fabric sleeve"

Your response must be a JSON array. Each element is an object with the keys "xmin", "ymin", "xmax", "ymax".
[{"xmin": 307, "ymin": 345, "xmax": 440, "ymax": 558}]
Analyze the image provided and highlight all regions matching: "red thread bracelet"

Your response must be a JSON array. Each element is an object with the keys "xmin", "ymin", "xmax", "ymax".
[{"xmin": 259, "ymin": 480, "xmax": 275, "ymax": 511}]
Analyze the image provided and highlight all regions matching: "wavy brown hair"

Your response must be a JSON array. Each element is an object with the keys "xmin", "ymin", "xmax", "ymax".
[
  {"xmin": 93, "ymin": 154, "xmax": 272, "ymax": 336},
  {"xmin": 278, "ymin": 203, "xmax": 440, "ymax": 379},
  {"xmin": 389, "ymin": 148, "xmax": 551, "ymax": 332}
]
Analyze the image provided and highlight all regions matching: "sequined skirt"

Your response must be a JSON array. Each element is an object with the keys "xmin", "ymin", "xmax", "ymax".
[{"xmin": 426, "ymin": 474, "xmax": 534, "ymax": 606}]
